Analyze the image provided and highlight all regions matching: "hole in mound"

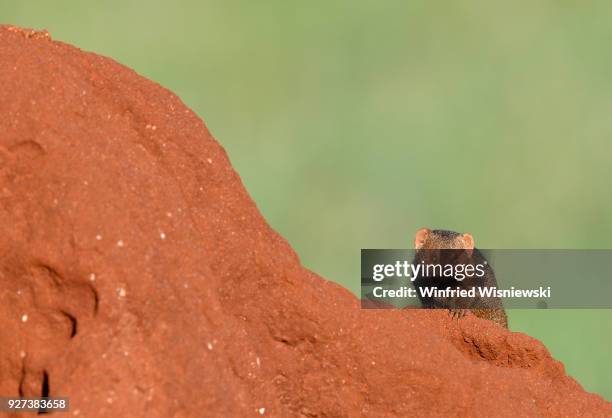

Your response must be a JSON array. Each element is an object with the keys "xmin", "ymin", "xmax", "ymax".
[
  {"xmin": 38, "ymin": 370, "xmax": 49, "ymax": 415},
  {"xmin": 61, "ymin": 311, "xmax": 78, "ymax": 338},
  {"xmin": 17, "ymin": 362, "xmax": 26, "ymax": 397},
  {"xmin": 91, "ymin": 285, "xmax": 100, "ymax": 315}
]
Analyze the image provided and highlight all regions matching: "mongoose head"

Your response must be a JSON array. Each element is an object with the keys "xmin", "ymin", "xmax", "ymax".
[{"xmin": 414, "ymin": 228, "xmax": 474, "ymax": 250}]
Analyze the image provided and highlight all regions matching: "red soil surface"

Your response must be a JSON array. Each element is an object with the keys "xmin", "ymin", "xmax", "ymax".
[{"xmin": 0, "ymin": 25, "xmax": 610, "ymax": 417}]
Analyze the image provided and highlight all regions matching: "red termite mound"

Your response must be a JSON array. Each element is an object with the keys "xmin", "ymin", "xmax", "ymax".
[{"xmin": 0, "ymin": 26, "xmax": 610, "ymax": 417}]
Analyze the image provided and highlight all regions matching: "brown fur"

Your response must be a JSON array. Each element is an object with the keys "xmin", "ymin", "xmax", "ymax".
[{"xmin": 413, "ymin": 228, "xmax": 508, "ymax": 328}]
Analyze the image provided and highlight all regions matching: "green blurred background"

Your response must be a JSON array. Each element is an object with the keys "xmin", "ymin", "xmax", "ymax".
[{"xmin": 4, "ymin": 0, "xmax": 611, "ymax": 401}]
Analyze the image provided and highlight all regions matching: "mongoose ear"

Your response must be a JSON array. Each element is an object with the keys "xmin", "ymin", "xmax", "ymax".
[
  {"xmin": 462, "ymin": 233, "xmax": 474, "ymax": 250},
  {"xmin": 414, "ymin": 228, "xmax": 430, "ymax": 249}
]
